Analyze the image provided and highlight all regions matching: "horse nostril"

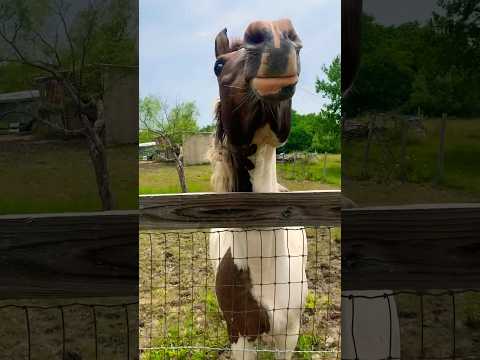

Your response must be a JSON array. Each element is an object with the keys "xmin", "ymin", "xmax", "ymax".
[{"xmin": 246, "ymin": 31, "xmax": 264, "ymax": 45}]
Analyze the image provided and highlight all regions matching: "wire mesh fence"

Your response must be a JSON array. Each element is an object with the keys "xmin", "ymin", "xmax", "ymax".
[
  {"xmin": 0, "ymin": 300, "xmax": 138, "ymax": 359},
  {"xmin": 276, "ymin": 153, "xmax": 337, "ymax": 184},
  {"xmin": 139, "ymin": 226, "xmax": 341, "ymax": 359},
  {"xmin": 341, "ymin": 289, "xmax": 480, "ymax": 360}
]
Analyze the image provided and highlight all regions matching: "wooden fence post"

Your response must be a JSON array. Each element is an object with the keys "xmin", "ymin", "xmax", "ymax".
[
  {"xmin": 435, "ymin": 113, "xmax": 447, "ymax": 184},
  {"xmin": 361, "ymin": 115, "xmax": 374, "ymax": 178},
  {"xmin": 400, "ymin": 117, "xmax": 408, "ymax": 182},
  {"xmin": 323, "ymin": 152, "xmax": 327, "ymax": 179},
  {"xmin": 301, "ymin": 153, "xmax": 306, "ymax": 179},
  {"xmin": 293, "ymin": 153, "xmax": 297, "ymax": 178}
]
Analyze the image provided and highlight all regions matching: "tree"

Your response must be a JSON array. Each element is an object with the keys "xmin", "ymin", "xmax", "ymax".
[
  {"xmin": 0, "ymin": 0, "xmax": 136, "ymax": 210},
  {"xmin": 315, "ymin": 55, "xmax": 341, "ymax": 153},
  {"xmin": 199, "ymin": 123, "xmax": 216, "ymax": 133},
  {"xmin": 279, "ymin": 111, "xmax": 314, "ymax": 153},
  {"xmin": 343, "ymin": 4, "xmax": 480, "ymax": 117},
  {"xmin": 139, "ymin": 95, "xmax": 199, "ymax": 193}
]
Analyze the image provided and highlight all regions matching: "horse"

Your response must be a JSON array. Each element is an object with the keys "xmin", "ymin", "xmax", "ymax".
[{"xmin": 208, "ymin": 19, "xmax": 307, "ymax": 359}]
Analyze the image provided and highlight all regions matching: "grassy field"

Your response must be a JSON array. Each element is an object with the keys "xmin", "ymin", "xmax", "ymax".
[
  {"xmin": 0, "ymin": 139, "xmax": 137, "ymax": 214},
  {"xmin": 139, "ymin": 154, "xmax": 341, "ymax": 195},
  {"xmin": 139, "ymin": 227, "xmax": 341, "ymax": 359},
  {"xmin": 343, "ymin": 117, "xmax": 480, "ymax": 205}
]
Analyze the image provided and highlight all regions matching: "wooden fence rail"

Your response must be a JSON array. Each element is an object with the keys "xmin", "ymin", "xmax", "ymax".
[
  {"xmin": 141, "ymin": 192, "xmax": 480, "ymax": 290},
  {"xmin": 0, "ymin": 210, "xmax": 138, "ymax": 299},
  {"xmin": 342, "ymin": 203, "xmax": 480, "ymax": 290},
  {"xmin": 1, "ymin": 192, "xmax": 479, "ymax": 298},
  {"xmin": 140, "ymin": 190, "xmax": 341, "ymax": 229}
]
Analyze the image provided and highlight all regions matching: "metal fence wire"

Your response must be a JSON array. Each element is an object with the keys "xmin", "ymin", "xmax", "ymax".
[
  {"xmin": 139, "ymin": 227, "xmax": 341, "ymax": 359},
  {"xmin": 341, "ymin": 289, "xmax": 480, "ymax": 360},
  {"xmin": 0, "ymin": 301, "xmax": 138, "ymax": 359}
]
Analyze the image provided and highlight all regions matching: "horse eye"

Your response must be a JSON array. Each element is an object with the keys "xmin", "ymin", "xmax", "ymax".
[{"xmin": 214, "ymin": 59, "xmax": 225, "ymax": 76}]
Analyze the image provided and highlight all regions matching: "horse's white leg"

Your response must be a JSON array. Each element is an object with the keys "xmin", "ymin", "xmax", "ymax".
[
  {"xmin": 231, "ymin": 336, "xmax": 258, "ymax": 360},
  {"xmin": 271, "ymin": 308, "xmax": 302, "ymax": 360},
  {"xmin": 273, "ymin": 334, "xmax": 298, "ymax": 360}
]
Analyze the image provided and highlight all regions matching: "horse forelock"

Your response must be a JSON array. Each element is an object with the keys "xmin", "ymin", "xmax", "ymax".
[{"xmin": 229, "ymin": 38, "xmax": 244, "ymax": 52}]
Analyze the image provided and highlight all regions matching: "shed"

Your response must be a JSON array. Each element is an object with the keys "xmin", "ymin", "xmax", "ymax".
[
  {"xmin": 183, "ymin": 133, "xmax": 213, "ymax": 165},
  {"xmin": 0, "ymin": 90, "xmax": 39, "ymax": 133},
  {"xmin": 35, "ymin": 64, "xmax": 138, "ymax": 145}
]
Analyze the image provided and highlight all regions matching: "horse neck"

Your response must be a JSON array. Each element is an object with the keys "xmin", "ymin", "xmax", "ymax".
[{"xmin": 248, "ymin": 143, "xmax": 278, "ymax": 193}]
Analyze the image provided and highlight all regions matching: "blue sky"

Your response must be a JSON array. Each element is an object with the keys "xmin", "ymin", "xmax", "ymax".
[{"xmin": 140, "ymin": 0, "xmax": 340, "ymax": 126}]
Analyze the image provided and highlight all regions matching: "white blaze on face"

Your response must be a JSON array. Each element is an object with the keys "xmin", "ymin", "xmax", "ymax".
[{"xmin": 270, "ymin": 22, "xmax": 281, "ymax": 49}]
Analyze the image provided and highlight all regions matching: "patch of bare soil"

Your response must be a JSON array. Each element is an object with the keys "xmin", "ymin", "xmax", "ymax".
[
  {"xmin": 0, "ymin": 297, "xmax": 139, "ymax": 360},
  {"xmin": 398, "ymin": 291, "xmax": 480, "ymax": 359}
]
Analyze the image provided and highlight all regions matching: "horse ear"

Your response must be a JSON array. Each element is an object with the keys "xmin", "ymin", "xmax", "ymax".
[{"xmin": 215, "ymin": 28, "xmax": 230, "ymax": 58}]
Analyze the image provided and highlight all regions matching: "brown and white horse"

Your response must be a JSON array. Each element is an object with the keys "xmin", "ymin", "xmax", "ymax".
[{"xmin": 208, "ymin": 19, "xmax": 307, "ymax": 359}]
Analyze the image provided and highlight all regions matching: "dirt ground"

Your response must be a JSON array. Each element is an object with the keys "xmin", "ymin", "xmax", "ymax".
[
  {"xmin": 0, "ymin": 297, "xmax": 139, "ymax": 360},
  {"xmin": 397, "ymin": 290, "xmax": 480, "ymax": 359},
  {"xmin": 139, "ymin": 228, "xmax": 341, "ymax": 360}
]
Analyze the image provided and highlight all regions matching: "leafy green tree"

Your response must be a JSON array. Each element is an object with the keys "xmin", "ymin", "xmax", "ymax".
[
  {"xmin": 199, "ymin": 123, "xmax": 216, "ymax": 133},
  {"xmin": 280, "ymin": 57, "xmax": 341, "ymax": 154},
  {"xmin": 344, "ymin": 2, "xmax": 480, "ymax": 117},
  {"xmin": 279, "ymin": 111, "xmax": 314, "ymax": 153},
  {"xmin": 314, "ymin": 56, "xmax": 341, "ymax": 153},
  {"xmin": 164, "ymin": 102, "xmax": 199, "ymax": 144},
  {"xmin": 316, "ymin": 56, "xmax": 341, "ymax": 117},
  {"xmin": 139, "ymin": 95, "xmax": 200, "ymax": 192}
]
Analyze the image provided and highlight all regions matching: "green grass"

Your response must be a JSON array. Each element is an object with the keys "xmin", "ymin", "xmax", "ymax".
[
  {"xmin": 139, "ymin": 154, "xmax": 341, "ymax": 195},
  {"xmin": 343, "ymin": 117, "xmax": 480, "ymax": 204},
  {"xmin": 463, "ymin": 293, "xmax": 480, "ymax": 329},
  {"xmin": 0, "ymin": 140, "xmax": 137, "ymax": 214},
  {"xmin": 277, "ymin": 154, "xmax": 341, "ymax": 187}
]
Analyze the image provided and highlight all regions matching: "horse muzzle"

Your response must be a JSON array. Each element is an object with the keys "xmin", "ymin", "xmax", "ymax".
[{"xmin": 251, "ymin": 75, "xmax": 298, "ymax": 101}]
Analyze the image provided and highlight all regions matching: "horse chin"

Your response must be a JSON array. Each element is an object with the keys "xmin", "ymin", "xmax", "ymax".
[{"xmin": 253, "ymin": 85, "xmax": 296, "ymax": 104}]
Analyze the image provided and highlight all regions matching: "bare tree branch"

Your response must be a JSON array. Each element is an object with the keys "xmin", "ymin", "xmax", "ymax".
[
  {"xmin": 79, "ymin": 1, "xmax": 99, "ymax": 86},
  {"xmin": 32, "ymin": 28, "xmax": 62, "ymax": 68},
  {"xmin": 53, "ymin": 0, "xmax": 76, "ymax": 81}
]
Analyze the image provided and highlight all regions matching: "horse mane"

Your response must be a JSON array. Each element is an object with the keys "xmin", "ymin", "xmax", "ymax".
[{"xmin": 208, "ymin": 100, "xmax": 236, "ymax": 192}]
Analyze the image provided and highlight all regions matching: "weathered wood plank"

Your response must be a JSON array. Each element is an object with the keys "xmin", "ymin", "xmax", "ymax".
[
  {"xmin": 342, "ymin": 203, "xmax": 480, "ymax": 290},
  {"xmin": 0, "ymin": 211, "xmax": 138, "ymax": 299},
  {"xmin": 140, "ymin": 191, "xmax": 342, "ymax": 229}
]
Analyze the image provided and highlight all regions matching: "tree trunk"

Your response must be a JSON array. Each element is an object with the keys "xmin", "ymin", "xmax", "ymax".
[
  {"xmin": 81, "ymin": 113, "xmax": 114, "ymax": 210},
  {"xmin": 174, "ymin": 146, "xmax": 188, "ymax": 193}
]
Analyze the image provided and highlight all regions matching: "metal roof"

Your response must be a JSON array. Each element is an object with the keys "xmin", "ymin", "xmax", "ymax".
[
  {"xmin": 139, "ymin": 142, "xmax": 157, "ymax": 147},
  {"xmin": 0, "ymin": 90, "xmax": 40, "ymax": 104}
]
